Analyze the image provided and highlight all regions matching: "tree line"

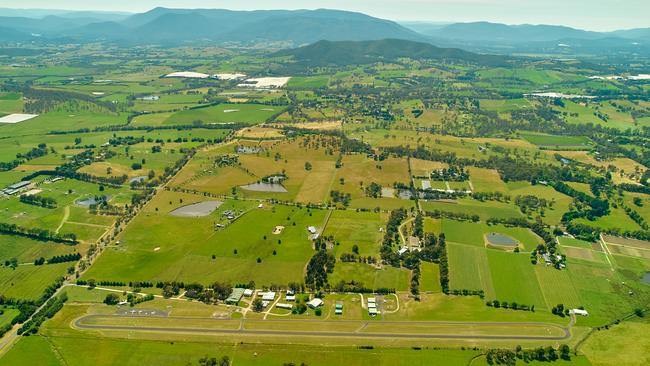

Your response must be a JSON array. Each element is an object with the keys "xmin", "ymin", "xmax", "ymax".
[
  {"xmin": 20, "ymin": 194, "xmax": 57, "ymax": 209},
  {"xmin": 0, "ymin": 222, "xmax": 77, "ymax": 244}
]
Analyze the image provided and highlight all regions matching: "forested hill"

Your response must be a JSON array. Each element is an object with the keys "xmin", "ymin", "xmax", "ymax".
[{"xmin": 274, "ymin": 39, "xmax": 510, "ymax": 67}]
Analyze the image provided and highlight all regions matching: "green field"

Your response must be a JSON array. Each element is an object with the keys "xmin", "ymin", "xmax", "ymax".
[
  {"xmin": 84, "ymin": 197, "xmax": 327, "ymax": 285},
  {"xmin": 163, "ymin": 104, "xmax": 283, "ymax": 125},
  {"xmin": 520, "ymin": 132, "xmax": 591, "ymax": 147}
]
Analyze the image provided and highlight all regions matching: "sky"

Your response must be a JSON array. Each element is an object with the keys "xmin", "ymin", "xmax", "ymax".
[{"xmin": 0, "ymin": 0, "xmax": 647, "ymax": 31}]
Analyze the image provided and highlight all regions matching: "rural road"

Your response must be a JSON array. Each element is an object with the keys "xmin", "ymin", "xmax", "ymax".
[{"xmin": 73, "ymin": 314, "xmax": 574, "ymax": 341}]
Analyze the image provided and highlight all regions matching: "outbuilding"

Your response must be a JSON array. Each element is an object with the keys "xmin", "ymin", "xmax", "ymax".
[
  {"xmin": 307, "ymin": 298, "xmax": 324, "ymax": 308},
  {"xmin": 225, "ymin": 288, "xmax": 245, "ymax": 304},
  {"xmin": 570, "ymin": 309, "xmax": 589, "ymax": 316}
]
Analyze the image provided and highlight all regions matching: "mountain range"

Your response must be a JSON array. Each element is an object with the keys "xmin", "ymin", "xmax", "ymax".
[
  {"xmin": 275, "ymin": 39, "xmax": 508, "ymax": 67},
  {"xmin": 0, "ymin": 7, "xmax": 648, "ymax": 55},
  {"xmin": 0, "ymin": 8, "xmax": 422, "ymax": 45}
]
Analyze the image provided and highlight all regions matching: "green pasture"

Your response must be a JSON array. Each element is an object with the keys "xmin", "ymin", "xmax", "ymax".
[{"xmin": 164, "ymin": 104, "xmax": 283, "ymax": 125}]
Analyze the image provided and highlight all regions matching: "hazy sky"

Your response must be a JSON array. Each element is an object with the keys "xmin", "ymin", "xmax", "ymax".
[{"xmin": 0, "ymin": 0, "xmax": 647, "ymax": 31}]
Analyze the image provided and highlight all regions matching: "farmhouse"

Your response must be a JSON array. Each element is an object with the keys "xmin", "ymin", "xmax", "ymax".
[
  {"xmin": 307, "ymin": 298, "xmax": 324, "ymax": 308},
  {"xmin": 398, "ymin": 246, "xmax": 409, "ymax": 256},
  {"xmin": 225, "ymin": 288, "xmax": 245, "ymax": 304}
]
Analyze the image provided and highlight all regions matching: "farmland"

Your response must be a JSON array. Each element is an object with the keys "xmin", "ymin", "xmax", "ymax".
[{"xmin": 0, "ymin": 14, "xmax": 650, "ymax": 366}]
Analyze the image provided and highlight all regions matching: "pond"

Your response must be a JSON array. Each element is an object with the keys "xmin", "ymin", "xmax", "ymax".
[
  {"xmin": 641, "ymin": 272, "xmax": 650, "ymax": 285},
  {"xmin": 170, "ymin": 201, "xmax": 223, "ymax": 217},
  {"xmin": 240, "ymin": 182, "xmax": 288, "ymax": 193},
  {"xmin": 485, "ymin": 233, "xmax": 519, "ymax": 247},
  {"xmin": 75, "ymin": 195, "xmax": 110, "ymax": 207}
]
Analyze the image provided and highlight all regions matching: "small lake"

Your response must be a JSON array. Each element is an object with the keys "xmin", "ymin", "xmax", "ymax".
[
  {"xmin": 170, "ymin": 201, "xmax": 223, "ymax": 217},
  {"xmin": 486, "ymin": 233, "xmax": 519, "ymax": 247},
  {"xmin": 75, "ymin": 196, "xmax": 110, "ymax": 207},
  {"xmin": 641, "ymin": 272, "xmax": 650, "ymax": 285},
  {"xmin": 240, "ymin": 182, "xmax": 288, "ymax": 193}
]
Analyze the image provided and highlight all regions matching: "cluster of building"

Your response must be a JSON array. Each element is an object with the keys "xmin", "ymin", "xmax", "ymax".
[
  {"xmin": 307, "ymin": 226, "xmax": 320, "ymax": 240},
  {"xmin": 1, "ymin": 181, "xmax": 31, "ymax": 196},
  {"xmin": 222, "ymin": 210, "xmax": 237, "ymax": 220},
  {"xmin": 367, "ymin": 297, "xmax": 378, "ymax": 316},
  {"xmin": 224, "ymin": 288, "xmax": 327, "ymax": 313},
  {"xmin": 541, "ymin": 253, "xmax": 566, "ymax": 269}
]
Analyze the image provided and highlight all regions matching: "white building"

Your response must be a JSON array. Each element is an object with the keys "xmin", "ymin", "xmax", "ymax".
[
  {"xmin": 570, "ymin": 309, "xmax": 589, "ymax": 316},
  {"xmin": 307, "ymin": 298, "xmax": 324, "ymax": 308}
]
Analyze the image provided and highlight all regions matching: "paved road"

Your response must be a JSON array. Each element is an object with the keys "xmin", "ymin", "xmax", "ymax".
[{"xmin": 73, "ymin": 314, "xmax": 574, "ymax": 341}]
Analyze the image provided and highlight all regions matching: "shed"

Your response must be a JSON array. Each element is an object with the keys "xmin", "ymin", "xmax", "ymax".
[
  {"xmin": 571, "ymin": 309, "xmax": 589, "ymax": 316},
  {"xmin": 285, "ymin": 294, "xmax": 296, "ymax": 302},
  {"xmin": 260, "ymin": 291, "xmax": 276, "ymax": 301},
  {"xmin": 275, "ymin": 303, "xmax": 293, "ymax": 310},
  {"xmin": 307, "ymin": 298, "xmax": 324, "ymax": 308},
  {"xmin": 243, "ymin": 289, "xmax": 253, "ymax": 297},
  {"xmin": 225, "ymin": 288, "xmax": 245, "ymax": 304}
]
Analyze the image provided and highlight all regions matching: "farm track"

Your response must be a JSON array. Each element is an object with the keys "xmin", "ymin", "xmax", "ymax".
[{"xmin": 73, "ymin": 314, "xmax": 575, "ymax": 341}]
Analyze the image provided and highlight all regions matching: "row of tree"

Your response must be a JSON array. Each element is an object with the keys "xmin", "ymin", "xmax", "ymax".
[
  {"xmin": 19, "ymin": 194, "xmax": 57, "ymax": 209},
  {"xmin": 0, "ymin": 222, "xmax": 77, "ymax": 244},
  {"xmin": 17, "ymin": 292, "xmax": 68, "ymax": 335}
]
